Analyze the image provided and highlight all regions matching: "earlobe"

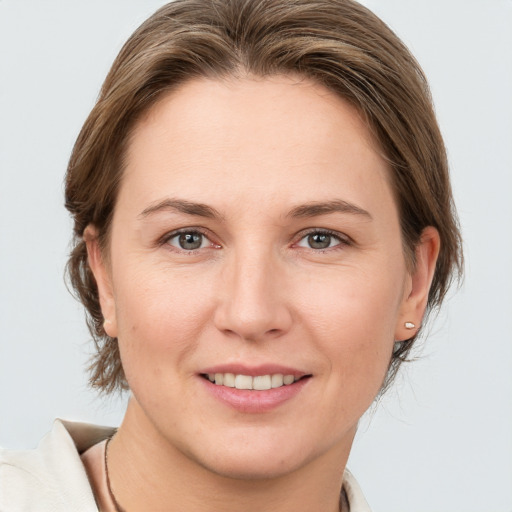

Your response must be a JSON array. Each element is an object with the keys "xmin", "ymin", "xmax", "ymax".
[
  {"xmin": 83, "ymin": 226, "xmax": 118, "ymax": 338},
  {"xmin": 395, "ymin": 226, "xmax": 440, "ymax": 341}
]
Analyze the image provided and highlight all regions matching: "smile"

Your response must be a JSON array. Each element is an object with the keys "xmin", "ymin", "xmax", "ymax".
[
  {"xmin": 200, "ymin": 368, "xmax": 311, "ymax": 412},
  {"xmin": 204, "ymin": 373, "xmax": 301, "ymax": 390}
]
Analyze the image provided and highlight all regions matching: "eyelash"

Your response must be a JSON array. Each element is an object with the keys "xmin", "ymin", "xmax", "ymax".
[
  {"xmin": 293, "ymin": 229, "xmax": 351, "ymax": 252},
  {"xmin": 159, "ymin": 228, "xmax": 351, "ymax": 253},
  {"xmin": 160, "ymin": 228, "xmax": 218, "ymax": 252}
]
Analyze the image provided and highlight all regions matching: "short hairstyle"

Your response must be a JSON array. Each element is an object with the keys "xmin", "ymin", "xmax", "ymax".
[{"xmin": 65, "ymin": 0, "xmax": 463, "ymax": 394}]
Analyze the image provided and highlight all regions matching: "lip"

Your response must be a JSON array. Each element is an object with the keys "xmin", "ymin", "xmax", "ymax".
[
  {"xmin": 200, "ymin": 364, "xmax": 308, "ymax": 378},
  {"xmin": 199, "ymin": 364, "xmax": 311, "ymax": 413}
]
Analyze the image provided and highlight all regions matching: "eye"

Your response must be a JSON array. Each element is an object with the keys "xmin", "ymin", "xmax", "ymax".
[
  {"xmin": 166, "ymin": 231, "xmax": 211, "ymax": 251},
  {"xmin": 296, "ymin": 231, "xmax": 346, "ymax": 250}
]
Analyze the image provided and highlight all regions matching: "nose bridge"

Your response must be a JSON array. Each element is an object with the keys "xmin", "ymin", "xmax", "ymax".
[{"xmin": 214, "ymin": 242, "xmax": 292, "ymax": 341}]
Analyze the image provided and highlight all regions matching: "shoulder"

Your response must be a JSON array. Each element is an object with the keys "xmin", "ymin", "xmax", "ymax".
[
  {"xmin": 343, "ymin": 468, "xmax": 372, "ymax": 512},
  {"xmin": 0, "ymin": 419, "xmax": 115, "ymax": 512}
]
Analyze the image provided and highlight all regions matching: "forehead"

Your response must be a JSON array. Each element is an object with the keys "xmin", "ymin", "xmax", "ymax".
[{"xmin": 120, "ymin": 75, "xmax": 395, "ymax": 218}]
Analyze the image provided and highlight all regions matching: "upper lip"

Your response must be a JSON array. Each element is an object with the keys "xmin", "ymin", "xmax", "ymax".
[{"xmin": 200, "ymin": 364, "xmax": 309, "ymax": 378}]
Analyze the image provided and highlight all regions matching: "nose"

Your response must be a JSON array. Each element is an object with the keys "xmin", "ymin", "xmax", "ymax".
[{"xmin": 213, "ymin": 249, "xmax": 293, "ymax": 342}]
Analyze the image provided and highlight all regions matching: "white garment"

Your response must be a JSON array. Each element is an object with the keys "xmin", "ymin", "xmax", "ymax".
[{"xmin": 0, "ymin": 419, "xmax": 371, "ymax": 511}]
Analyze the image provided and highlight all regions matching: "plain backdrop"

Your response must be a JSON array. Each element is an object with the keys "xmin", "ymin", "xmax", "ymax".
[{"xmin": 0, "ymin": 1, "xmax": 511, "ymax": 511}]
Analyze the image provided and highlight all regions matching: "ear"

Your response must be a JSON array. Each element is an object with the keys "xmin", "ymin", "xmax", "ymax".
[
  {"xmin": 83, "ymin": 225, "xmax": 118, "ymax": 338},
  {"xmin": 395, "ymin": 226, "xmax": 440, "ymax": 341}
]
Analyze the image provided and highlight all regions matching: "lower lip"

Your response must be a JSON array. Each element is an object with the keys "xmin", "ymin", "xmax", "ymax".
[{"xmin": 201, "ymin": 377, "xmax": 310, "ymax": 413}]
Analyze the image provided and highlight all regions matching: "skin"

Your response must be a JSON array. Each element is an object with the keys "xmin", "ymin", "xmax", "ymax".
[{"xmin": 86, "ymin": 75, "xmax": 439, "ymax": 512}]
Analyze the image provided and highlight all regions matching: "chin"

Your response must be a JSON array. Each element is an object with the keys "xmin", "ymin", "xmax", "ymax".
[
  {"xmin": 194, "ymin": 448, "xmax": 311, "ymax": 481},
  {"xmin": 177, "ymin": 426, "xmax": 340, "ymax": 481}
]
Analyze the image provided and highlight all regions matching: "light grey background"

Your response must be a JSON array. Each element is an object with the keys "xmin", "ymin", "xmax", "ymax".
[{"xmin": 1, "ymin": 1, "xmax": 511, "ymax": 511}]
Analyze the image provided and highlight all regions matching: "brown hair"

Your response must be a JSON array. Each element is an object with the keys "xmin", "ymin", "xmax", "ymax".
[{"xmin": 65, "ymin": 0, "xmax": 463, "ymax": 394}]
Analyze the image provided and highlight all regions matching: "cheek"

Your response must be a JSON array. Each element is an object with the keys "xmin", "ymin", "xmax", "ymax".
[
  {"xmin": 299, "ymin": 262, "xmax": 403, "ymax": 340},
  {"xmin": 299, "ymin": 266, "xmax": 403, "ymax": 397},
  {"xmin": 111, "ymin": 265, "xmax": 214, "ymax": 383}
]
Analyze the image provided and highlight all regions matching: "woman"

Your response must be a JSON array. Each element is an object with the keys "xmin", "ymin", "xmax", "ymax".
[{"xmin": 0, "ymin": 0, "xmax": 462, "ymax": 510}]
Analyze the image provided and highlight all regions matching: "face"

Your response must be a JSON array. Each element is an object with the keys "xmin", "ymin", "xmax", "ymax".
[{"xmin": 89, "ymin": 75, "xmax": 435, "ymax": 479}]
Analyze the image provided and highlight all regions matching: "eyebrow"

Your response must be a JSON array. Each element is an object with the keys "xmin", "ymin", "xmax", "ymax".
[
  {"xmin": 287, "ymin": 200, "xmax": 372, "ymax": 220},
  {"xmin": 138, "ymin": 198, "xmax": 372, "ymax": 221},
  {"xmin": 138, "ymin": 199, "xmax": 223, "ymax": 220}
]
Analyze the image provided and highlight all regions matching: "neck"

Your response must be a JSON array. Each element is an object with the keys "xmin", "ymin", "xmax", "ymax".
[{"xmin": 108, "ymin": 397, "xmax": 355, "ymax": 512}]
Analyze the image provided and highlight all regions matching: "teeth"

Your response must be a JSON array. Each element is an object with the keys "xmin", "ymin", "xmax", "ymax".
[
  {"xmin": 253, "ymin": 375, "xmax": 271, "ymax": 391},
  {"xmin": 271, "ymin": 374, "xmax": 284, "ymax": 388},
  {"xmin": 223, "ymin": 373, "xmax": 235, "ymax": 387},
  {"xmin": 283, "ymin": 374, "xmax": 295, "ymax": 385},
  {"xmin": 207, "ymin": 373, "xmax": 299, "ymax": 390},
  {"xmin": 235, "ymin": 374, "xmax": 253, "ymax": 389}
]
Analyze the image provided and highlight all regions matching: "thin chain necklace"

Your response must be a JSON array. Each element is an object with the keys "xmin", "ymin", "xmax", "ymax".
[
  {"xmin": 104, "ymin": 435, "xmax": 126, "ymax": 512},
  {"xmin": 104, "ymin": 436, "xmax": 347, "ymax": 512}
]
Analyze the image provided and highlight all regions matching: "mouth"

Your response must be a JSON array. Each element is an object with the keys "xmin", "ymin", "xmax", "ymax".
[
  {"xmin": 200, "ymin": 372, "xmax": 311, "ymax": 390},
  {"xmin": 199, "ymin": 366, "xmax": 312, "ymax": 412}
]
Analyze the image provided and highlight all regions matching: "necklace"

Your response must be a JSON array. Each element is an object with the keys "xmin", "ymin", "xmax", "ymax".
[
  {"xmin": 104, "ymin": 436, "xmax": 346, "ymax": 512},
  {"xmin": 104, "ymin": 435, "xmax": 126, "ymax": 512}
]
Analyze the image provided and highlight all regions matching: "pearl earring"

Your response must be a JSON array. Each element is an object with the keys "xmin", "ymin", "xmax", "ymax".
[{"xmin": 404, "ymin": 321, "xmax": 415, "ymax": 329}]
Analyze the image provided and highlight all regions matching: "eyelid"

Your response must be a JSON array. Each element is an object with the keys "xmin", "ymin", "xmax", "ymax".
[
  {"xmin": 157, "ymin": 226, "xmax": 351, "ymax": 252},
  {"xmin": 293, "ymin": 228, "xmax": 352, "ymax": 249},
  {"xmin": 159, "ymin": 227, "xmax": 221, "ymax": 250}
]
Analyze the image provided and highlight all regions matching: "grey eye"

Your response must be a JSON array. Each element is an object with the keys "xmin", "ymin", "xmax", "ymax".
[
  {"xmin": 168, "ymin": 232, "xmax": 206, "ymax": 250},
  {"xmin": 296, "ymin": 231, "xmax": 344, "ymax": 250},
  {"xmin": 307, "ymin": 233, "xmax": 333, "ymax": 249},
  {"xmin": 180, "ymin": 233, "xmax": 202, "ymax": 250}
]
